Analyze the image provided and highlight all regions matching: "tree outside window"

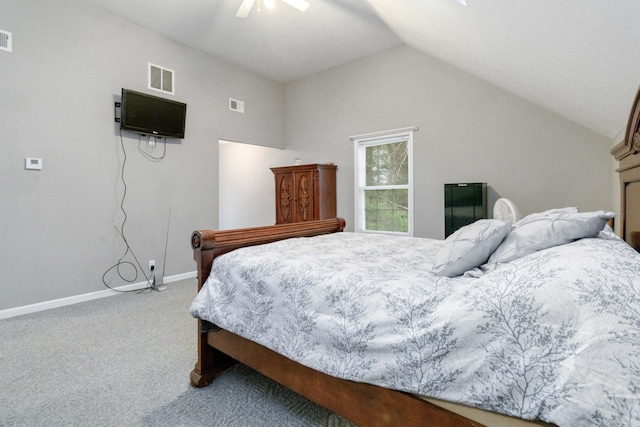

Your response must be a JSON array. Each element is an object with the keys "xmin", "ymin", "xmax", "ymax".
[{"xmin": 354, "ymin": 129, "xmax": 414, "ymax": 235}]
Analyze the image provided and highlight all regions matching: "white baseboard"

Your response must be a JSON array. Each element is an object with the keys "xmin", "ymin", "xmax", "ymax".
[{"xmin": 0, "ymin": 271, "xmax": 197, "ymax": 320}]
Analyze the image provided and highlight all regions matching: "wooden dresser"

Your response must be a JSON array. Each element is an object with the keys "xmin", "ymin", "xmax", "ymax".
[{"xmin": 271, "ymin": 163, "xmax": 337, "ymax": 224}]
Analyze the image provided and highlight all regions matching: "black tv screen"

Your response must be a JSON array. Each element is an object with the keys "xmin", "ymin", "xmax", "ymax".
[{"xmin": 120, "ymin": 88, "xmax": 187, "ymax": 138}]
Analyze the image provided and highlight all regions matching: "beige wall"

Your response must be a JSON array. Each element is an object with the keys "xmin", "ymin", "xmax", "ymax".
[
  {"xmin": 283, "ymin": 45, "xmax": 613, "ymax": 238},
  {"xmin": 2, "ymin": 1, "xmax": 618, "ymax": 311},
  {"xmin": 219, "ymin": 46, "xmax": 613, "ymax": 239},
  {"xmin": 610, "ymin": 126, "xmax": 628, "ymax": 234},
  {"xmin": 0, "ymin": 0, "xmax": 284, "ymax": 310},
  {"xmin": 219, "ymin": 142, "xmax": 280, "ymax": 229}
]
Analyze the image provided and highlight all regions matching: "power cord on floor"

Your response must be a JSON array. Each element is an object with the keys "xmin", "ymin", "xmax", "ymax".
[
  {"xmin": 101, "ymin": 131, "xmax": 154, "ymax": 293},
  {"xmin": 102, "ymin": 222, "xmax": 153, "ymax": 293}
]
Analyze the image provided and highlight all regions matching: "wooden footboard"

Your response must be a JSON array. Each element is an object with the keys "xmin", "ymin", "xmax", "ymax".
[
  {"xmin": 189, "ymin": 217, "xmax": 484, "ymax": 427},
  {"xmin": 190, "ymin": 218, "xmax": 346, "ymax": 387}
]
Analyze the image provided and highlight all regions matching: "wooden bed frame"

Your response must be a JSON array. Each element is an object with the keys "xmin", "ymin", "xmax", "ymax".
[
  {"xmin": 190, "ymin": 88, "xmax": 640, "ymax": 427},
  {"xmin": 612, "ymin": 86, "xmax": 640, "ymax": 251},
  {"xmin": 190, "ymin": 218, "xmax": 484, "ymax": 427}
]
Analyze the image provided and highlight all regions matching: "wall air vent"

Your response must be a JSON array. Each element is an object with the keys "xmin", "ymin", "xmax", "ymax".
[
  {"xmin": 229, "ymin": 98, "xmax": 245, "ymax": 113},
  {"xmin": 148, "ymin": 63, "xmax": 174, "ymax": 95},
  {"xmin": 0, "ymin": 30, "xmax": 12, "ymax": 52}
]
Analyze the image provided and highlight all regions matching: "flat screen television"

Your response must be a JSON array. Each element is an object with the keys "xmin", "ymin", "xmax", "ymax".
[{"xmin": 120, "ymin": 88, "xmax": 187, "ymax": 138}]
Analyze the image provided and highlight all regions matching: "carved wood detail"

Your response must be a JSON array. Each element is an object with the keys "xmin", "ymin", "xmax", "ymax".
[
  {"xmin": 297, "ymin": 174, "xmax": 310, "ymax": 221},
  {"xmin": 628, "ymin": 88, "xmax": 640, "ymax": 153},
  {"xmin": 278, "ymin": 175, "xmax": 291, "ymax": 222},
  {"xmin": 613, "ymin": 87, "xmax": 640, "ymax": 161},
  {"xmin": 613, "ymin": 86, "xmax": 640, "ymax": 251},
  {"xmin": 271, "ymin": 163, "xmax": 337, "ymax": 224}
]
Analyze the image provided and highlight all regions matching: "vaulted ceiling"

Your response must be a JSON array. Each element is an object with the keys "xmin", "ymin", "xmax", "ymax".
[{"xmin": 77, "ymin": 0, "xmax": 640, "ymax": 140}]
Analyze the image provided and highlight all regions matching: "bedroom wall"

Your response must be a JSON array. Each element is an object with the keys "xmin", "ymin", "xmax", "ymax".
[
  {"xmin": 1, "ymin": 2, "xmax": 615, "ymax": 313},
  {"xmin": 0, "ymin": 0, "xmax": 284, "ymax": 311},
  {"xmin": 611, "ymin": 129, "xmax": 626, "ymax": 235},
  {"xmin": 282, "ymin": 45, "xmax": 613, "ymax": 239},
  {"xmin": 218, "ymin": 141, "xmax": 289, "ymax": 229}
]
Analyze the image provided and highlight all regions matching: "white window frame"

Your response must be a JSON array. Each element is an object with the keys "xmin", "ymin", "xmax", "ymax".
[{"xmin": 352, "ymin": 127, "xmax": 416, "ymax": 236}]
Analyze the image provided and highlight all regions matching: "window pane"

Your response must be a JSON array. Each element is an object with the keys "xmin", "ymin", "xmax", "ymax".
[
  {"xmin": 365, "ymin": 146, "xmax": 378, "ymax": 186},
  {"xmin": 162, "ymin": 69, "xmax": 173, "ymax": 93},
  {"xmin": 364, "ymin": 189, "xmax": 408, "ymax": 233},
  {"xmin": 365, "ymin": 141, "xmax": 408, "ymax": 187},
  {"xmin": 149, "ymin": 65, "xmax": 162, "ymax": 90},
  {"xmin": 365, "ymin": 209, "xmax": 378, "ymax": 230}
]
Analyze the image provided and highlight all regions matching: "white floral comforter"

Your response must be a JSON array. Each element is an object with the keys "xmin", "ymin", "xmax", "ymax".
[{"xmin": 190, "ymin": 232, "xmax": 640, "ymax": 426}]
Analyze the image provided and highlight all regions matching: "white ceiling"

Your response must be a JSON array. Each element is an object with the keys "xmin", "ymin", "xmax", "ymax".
[{"xmin": 77, "ymin": 0, "xmax": 640, "ymax": 139}]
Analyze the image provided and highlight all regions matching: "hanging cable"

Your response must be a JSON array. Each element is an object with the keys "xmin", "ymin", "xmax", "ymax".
[
  {"xmin": 137, "ymin": 134, "xmax": 166, "ymax": 161},
  {"xmin": 101, "ymin": 131, "xmax": 153, "ymax": 293}
]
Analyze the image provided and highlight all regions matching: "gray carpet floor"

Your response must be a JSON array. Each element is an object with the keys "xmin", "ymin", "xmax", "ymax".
[{"xmin": 0, "ymin": 279, "xmax": 356, "ymax": 426}]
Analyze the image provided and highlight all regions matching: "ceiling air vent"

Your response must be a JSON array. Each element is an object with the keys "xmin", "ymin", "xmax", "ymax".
[
  {"xmin": 229, "ymin": 98, "xmax": 245, "ymax": 113},
  {"xmin": 0, "ymin": 30, "xmax": 12, "ymax": 52}
]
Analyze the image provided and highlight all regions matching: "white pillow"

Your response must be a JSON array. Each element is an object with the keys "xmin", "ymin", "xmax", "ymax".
[
  {"xmin": 432, "ymin": 219, "xmax": 511, "ymax": 277},
  {"xmin": 514, "ymin": 207, "xmax": 578, "ymax": 227},
  {"xmin": 487, "ymin": 210, "xmax": 616, "ymax": 264}
]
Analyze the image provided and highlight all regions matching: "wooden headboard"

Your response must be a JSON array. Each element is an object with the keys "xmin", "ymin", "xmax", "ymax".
[{"xmin": 612, "ymin": 87, "xmax": 640, "ymax": 251}]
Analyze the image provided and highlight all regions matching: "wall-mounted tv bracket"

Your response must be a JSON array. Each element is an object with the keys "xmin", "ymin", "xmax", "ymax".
[{"xmin": 114, "ymin": 102, "xmax": 121, "ymax": 123}]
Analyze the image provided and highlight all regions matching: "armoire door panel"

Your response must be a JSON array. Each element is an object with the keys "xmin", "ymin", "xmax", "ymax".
[
  {"xmin": 295, "ymin": 171, "xmax": 314, "ymax": 222},
  {"xmin": 271, "ymin": 163, "xmax": 337, "ymax": 225},
  {"xmin": 276, "ymin": 174, "xmax": 293, "ymax": 224}
]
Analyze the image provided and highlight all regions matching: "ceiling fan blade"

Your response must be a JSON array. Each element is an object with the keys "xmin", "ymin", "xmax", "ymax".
[
  {"xmin": 281, "ymin": 0, "xmax": 310, "ymax": 12},
  {"xmin": 236, "ymin": 0, "xmax": 255, "ymax": 18}
]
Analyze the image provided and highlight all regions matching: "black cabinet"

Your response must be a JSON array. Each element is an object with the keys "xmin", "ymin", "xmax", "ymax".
[{"xmin": 444, "ymin": 183, "xmax": 487, "ymax": 238}]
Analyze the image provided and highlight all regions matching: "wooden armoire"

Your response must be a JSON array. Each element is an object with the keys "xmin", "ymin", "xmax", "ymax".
[{"xmin": 271, "ymin": 163, "xmax": 337, "ymax": 224}]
